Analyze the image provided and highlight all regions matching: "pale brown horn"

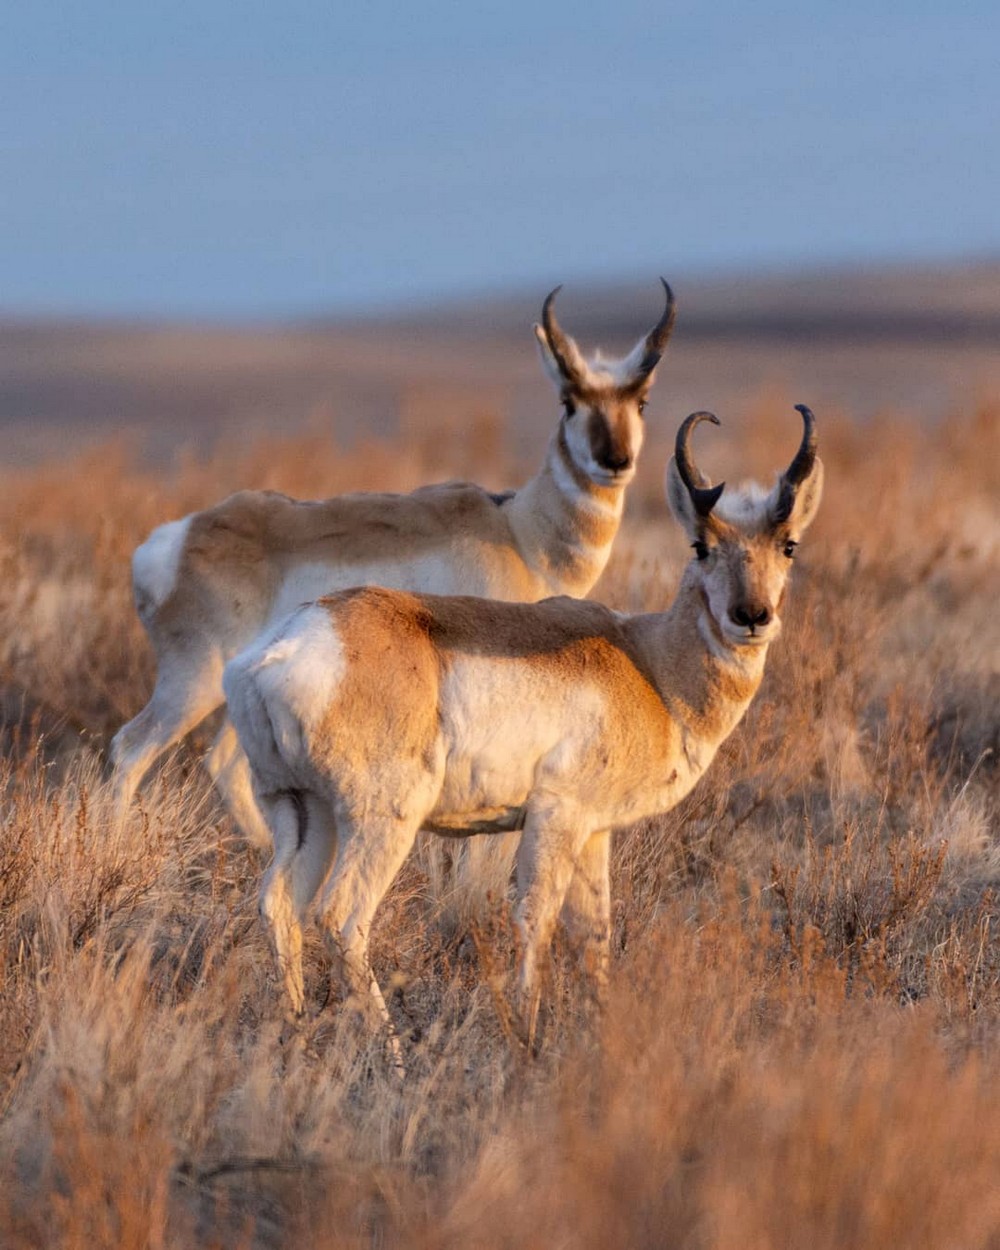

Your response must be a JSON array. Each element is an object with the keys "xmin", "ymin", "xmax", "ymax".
[
  {"xmin": 540, "ymin": 286, "xmax": 585, "ymax": 387},
  {"xmin": 632, "ymin": 277, "xmax": 677, "ymax": 380},
  {"xmin": 675, "ymin": 411, "xmax": 725, "ymax": 516},
  {"xmin": 773, "ymin": 404, "xmax": 819, "ymax": 521}
]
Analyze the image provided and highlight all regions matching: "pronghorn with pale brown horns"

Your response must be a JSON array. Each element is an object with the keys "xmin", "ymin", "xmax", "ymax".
[
  {"xmin": 110, "ymin": 281, "xmax": 677, "ymax": 843},
  {"xmin": 223, "ymin": 406, "xmax": 824, "ymax": 1046}
]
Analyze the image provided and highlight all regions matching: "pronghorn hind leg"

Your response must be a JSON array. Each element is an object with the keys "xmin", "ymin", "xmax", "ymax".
[
  {"xmin": 109, "ymin": 701, "xmax": 174, "ymax": 814},
  {"xmin": 109, "ymin": 658, "xmax": 224, "ymax": 817},
  {"xmin": 258, "ymin": 791, "xmax": 337, "ymax": 1020},
  {"xmin": 316, "ymin": 809, "xmax": 427, "ymax": 1076},
  {"xmin": 205, "ymin": 718, "xmax": 273, "ymax": 848}
]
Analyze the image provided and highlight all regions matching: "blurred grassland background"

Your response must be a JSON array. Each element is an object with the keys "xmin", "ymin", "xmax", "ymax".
[
  {"xmin": 5, "ymin": 261, "xmax": 1000, "ymax": 464},
  {"xmin": 0, "ymin": 261, "xmax": 998, "ymax": 1246},
  {"xmin": 3, "ymin": 0, "xmax": 1000, "ymax": 1241}
]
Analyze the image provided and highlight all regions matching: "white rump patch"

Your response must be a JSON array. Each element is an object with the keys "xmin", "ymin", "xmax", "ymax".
[
  {"xmin": 132, "ymin": 516, "xmax": 193, "ymax": 617},
  {"xmin": 224, "ymin": 604, "xmax": 347, "ymax": 782},
  {"xmin": 245, "ymin": 605, "xmax": 346, "ymax": 728}
]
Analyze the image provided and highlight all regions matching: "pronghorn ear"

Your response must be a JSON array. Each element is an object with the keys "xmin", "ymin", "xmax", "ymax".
[
  {"xmin": 619, "ymin": 334, "xmax": 659, "ymax": 391},
  {"xmin": 534, "ymin": 322, "xmax": 589, "ymax": 393},
  {"xmin": 770, "ymin": 457, "xmax": 824, "ymax": 534},
  {"xmin": 533, "ymin": 324, "xmax": 567, "ymax": 390},
  {"xmin": 665, "ymin": 457, "xmax": 701, "ymax": 540}
]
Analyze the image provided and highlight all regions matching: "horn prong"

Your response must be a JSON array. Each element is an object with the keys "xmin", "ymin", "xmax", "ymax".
[{"xmin": 675, "ymin": 411, "xmax": 724, "ymax": 517}]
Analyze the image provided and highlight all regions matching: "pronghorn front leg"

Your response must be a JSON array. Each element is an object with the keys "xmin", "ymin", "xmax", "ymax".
[
  {"xmin": 514, "ymin": 814, "xmax": 592, "ymax": 1049},
  {"xmin": 559, "ymin": 829, "xmax": 612, "ymax": 998}
]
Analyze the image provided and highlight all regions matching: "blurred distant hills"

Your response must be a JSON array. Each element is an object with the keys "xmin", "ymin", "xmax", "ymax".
[
  {"xmin": 2, "ymin": 260, "xmax": 999, "ymax": 464},
  {"xmin": 366, "ymin": 260, "xmax": 1000, "ymax": 340}
]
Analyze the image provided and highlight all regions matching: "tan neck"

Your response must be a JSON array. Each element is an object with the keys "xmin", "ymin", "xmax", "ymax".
[
  {"xmin": 507, "ymin": 425, "xmax": 626, "ymax": 596},
  {"xmin": 625, "ymin": 570, "xmax": 769, "ymax": 745}
]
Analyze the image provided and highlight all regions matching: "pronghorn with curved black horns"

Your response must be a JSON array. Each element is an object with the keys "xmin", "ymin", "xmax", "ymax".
[
  {"xmin": 111, "ymin": 281, "xmax": 677, "ymax": 843},
  {"xmin": 223, "ymin": 406, "xmax": 824, "ymax": 1045}
]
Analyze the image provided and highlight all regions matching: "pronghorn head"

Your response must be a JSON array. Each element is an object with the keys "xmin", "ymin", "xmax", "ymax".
[
  {"xmin": 666, "ymin": 406, "xmax": 824, "ymax": 649},
  {"xmin": 534, "ymin": 279, "xmax": 676, "ymax": 487}
]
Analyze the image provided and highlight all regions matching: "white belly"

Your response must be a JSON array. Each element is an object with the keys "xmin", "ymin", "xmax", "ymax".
[{"xmin": 431, "ymin": 656, "xmax": 610, "ymax": 822}]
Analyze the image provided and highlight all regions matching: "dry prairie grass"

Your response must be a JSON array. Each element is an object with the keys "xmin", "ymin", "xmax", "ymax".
[{"xmin": 0, "ymin": 397, "xmax": 997, "ymax": 1247}]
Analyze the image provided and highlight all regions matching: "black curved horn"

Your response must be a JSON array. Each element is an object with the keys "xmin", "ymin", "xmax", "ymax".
[
  {"xmin": 634, "ymin": 277, "xmax": 677, "ymax": 379},
  {"xmin": 675, "ymin": 411, "xmax": 725, "ymax": 516},
  {"xmin": 773, "ymin": 404, "xmax": 819, "ymax": 521},
  {"xmin": 786, "ymin": 404, "xmax": 818, "ymax": 485},
  {"xmin": 540, "ymin": 285, "xmax": 585, "ymax": 386}
]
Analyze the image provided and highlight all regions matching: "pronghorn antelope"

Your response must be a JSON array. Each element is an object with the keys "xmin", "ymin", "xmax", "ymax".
[
  {"xmin": 223, "ymin": 406, "xmax": 823, "ymax": 1044},
  {"xmin": 111, "ymin": 282, "xmax": 676, "ymax": 844}
]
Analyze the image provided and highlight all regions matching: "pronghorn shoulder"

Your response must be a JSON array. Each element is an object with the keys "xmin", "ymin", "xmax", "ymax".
[{"xmin": 314, "ymin": 586, "xmax": 443, "ymax": 674}]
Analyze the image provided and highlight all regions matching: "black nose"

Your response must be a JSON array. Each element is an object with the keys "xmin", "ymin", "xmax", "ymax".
[
  {"xmin": 731, "ymin": 603, "xmax": 770, "ymax": 629},
  {"xmin": 599, "ymin": 451, "xmax": 632, "ymax": 473}
]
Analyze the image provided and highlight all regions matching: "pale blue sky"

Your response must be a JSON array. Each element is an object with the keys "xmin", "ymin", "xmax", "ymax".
[{"xmin": 2, "ymin": 2, "xmax": 998, "ymax": 316}]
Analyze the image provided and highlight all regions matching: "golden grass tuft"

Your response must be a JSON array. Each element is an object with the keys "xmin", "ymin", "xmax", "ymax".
[{"xmin": 0, "ymin": 397, "xmax": 997, "ymax": 1246}]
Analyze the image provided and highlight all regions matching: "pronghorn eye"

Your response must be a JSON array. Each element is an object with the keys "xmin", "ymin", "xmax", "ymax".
[
  {"xmin": 693, "ymin": 540, "xmax": 710, "ymax": 562},
  {"xmin": 783, "ymin": 540, "xmax": 798, "ymax": 559},
  {"xmin": 638, "ymin": 399, "xmax": 647, "ymax": 416},
  {"xmin": 562, "ymin": 398, "xmax": 576, "ymax": 417}
]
